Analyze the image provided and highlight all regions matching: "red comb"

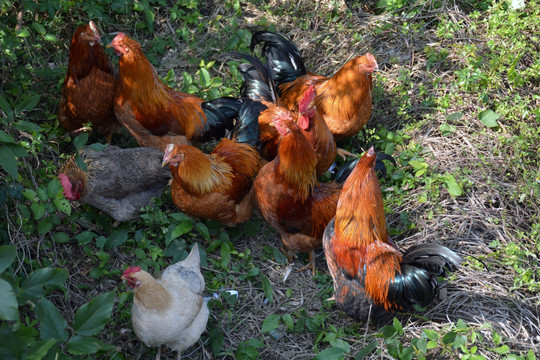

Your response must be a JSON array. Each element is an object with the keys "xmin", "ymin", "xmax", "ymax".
[
  {"xmin": 123, "ymin": 266, "xmax": 141, "ymax": 277},
  {"xmin": 299, "ymin": 85, "xmax": 316, "ymax": 113}
]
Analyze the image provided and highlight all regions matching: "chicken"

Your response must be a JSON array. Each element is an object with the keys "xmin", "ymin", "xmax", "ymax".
[
  {"xmin": 233, "ymin": 53, "xmax": 336, "ymax": 175},
  {"xmin": 58, "ymin": 145, "xmax": 171, "ymax": 223},
  {"xmin": 323, "ymin": 147, "xmax": 462, "ymax": 322},
  {"xmin": 110, "ymin": 33, "xmax": 241, "ymax": 152},
  {"xmin": 252, "ymin": 118, "xmax": 342, "ymax": 275},
  {"xmin": 122, "ymin": 244, "xmax": 209, "ymax": 360},
  {"xmin": 250, "ymin": 31, "xmax": 378, "ymax": 141},
  {"xmin": 58, "ymin": 21, "xmax": 120, "ymax": 142},
  {"xmin": 162, "ymin": 99, "xmax": 265, "ymax": 226}
]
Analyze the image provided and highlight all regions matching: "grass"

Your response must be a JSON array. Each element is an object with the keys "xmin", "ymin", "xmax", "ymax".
[{"xmin": 1, "ymin": 0, "xmax": 539, "ymax": 359}]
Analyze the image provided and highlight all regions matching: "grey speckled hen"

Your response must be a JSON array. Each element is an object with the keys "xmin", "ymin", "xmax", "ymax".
[{"xmin": 59, "ymin": 145, "xmax": 171, "ymax": 222}]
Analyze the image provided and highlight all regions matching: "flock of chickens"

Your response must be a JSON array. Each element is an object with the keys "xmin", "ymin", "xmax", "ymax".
[{"xmin": 57, "ymin": 21, "xmax": 462, "ymax": 359}]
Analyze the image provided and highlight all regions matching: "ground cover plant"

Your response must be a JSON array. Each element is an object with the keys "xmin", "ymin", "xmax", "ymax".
[{"xmin": 0, "ymin": 0, "xmax": 539, "ymax": 359}]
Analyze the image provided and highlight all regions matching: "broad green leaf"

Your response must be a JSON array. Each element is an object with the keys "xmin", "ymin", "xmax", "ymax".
[
  {"xmin": 73, "ymin": 134, "xmax": 89, "ymax": 150},
  {"xmin": 489, "ymin": 345, "xmax": 510, "ymax": 354},
  {"xmin": 199, "ymin": 68, "xmax": 211, "ymax": 88},
  {"xmin": 314, "ymin": 347, "xmax": 345, "ymax": 360},
  {"xmin": 105, "ymin": 228, "xmax": 129, "ymax": 249},
  {"xmin": 442, "ymin": 330, "xmax": 457, "ymax": 344},
  {"xmin": 0, "ymin": 130, "xmax": 15, "ymax": 143},
  {"xmin": 0, "ymin": 146, "xmax": 19, "ymax": 179},
  {"xmin": 21, "ymin": 268, "xmax": 68, "ymax": 299},
  {"xmin": 0, "ymin": 278, "xmax": 18, "ymax": 320},
  {"xmin": 33, "ymin": 22, "xmax": 46, "ymax": 35},
  {"xmin": 195, "ymin": 222, "xmax": 210, "ymax": 240},
  {"xmin": 0, "ymin": 95, "xmax": 13, "ymax": 117},
  {"xmin": 14, "ymin": 95, "xmax": 41, "ymax": 114},
  {"xmin": 167, "ymin": 221, "xmax": 194, "ymax": 246},
  {"xmin": 281, "ymin": 314, "xmax": 294, "ymax": 330},
  {"xmin": 88, "ymin": 143, "xmax": 108, "ymax": 151},
  {"xmin": 446, "ymin": 111, "xmax": 463, "ymax": 122},
  {"xmin": 54, "ymin": 198, "xmax": 71, "ymax": 215},
  {"xmin": 444, "ymin": 174, "xmax": 463, "ymax": 197},
  {"xmin": 221, "ymin": 242, "xmax": 231, "ymax": 268},
  {"xmin": 47, "ymin": 178, "xmax": 62, "ymax": 199},
  {"xmin": 423, "ymin": 329, "xmax": 439, "ymax": 340},
  {"xmin": 34, "ymin": 298, "xmax": 68, "ymax": 342},
  {"xmin": 37, "ymin": 218, "xmax": 53, "ymax": 234},
  {"xmin": 0, "ymin": 245, "xmax": 17, "ymax": 274},
  {"xmin": 67, "ymin": 335, "xmax": 113, "ymax": 355},
  {"xmin": 17, "ymin": 27, "xmax": 30, "ymax": 37},
  {"xmin": 354, "ymin": 341, "xmax": 377, "ymax": 359},
  {"xmin": 73, "ymin": 291, "xmax": 115, "ymax": 336},
  {"xmin": 260, "ymin": 273, "xmax": 273, "ymax": 303},
  {"xmin": 13, "ymin": 120, "xmax": 43, "ymax": 133},
  {"xmin": 31, "ymin": 202, "xmax": 46, "ymax": 220},
  {"xmin": 44, "ymin": 34, "xmax": 57, "ymax": 42},
  {"xmin": 439, "ymin": 123, "xmax": 456, "ymax": 136},
  {"xmin": 452, "ymin": 334, "xmax": 467, "ymax": 349},
  {"xmin": 393, "ymin": 317, "xmax": 404, "ymax": 335},
  {"xmin": 23, "ymin": 338, "xmax": 57, "ymax": 360},
  {"xmin": 75, "ymin": 231, "xmax": 96, "ymax": 245},
  {"xmin": 479, "ymin": 109, "xmax": 500, "ymax": 128},
  {"xmin": 261, "ymin": 314, "xmax": 280, "ymax": 333},
  {"xmin": 209, "ymin": 327, "xmax": 224, "ymax": 356},
  {"xmin": 53, "ymin": 232, "xmax": 70, "ymax": 244}
]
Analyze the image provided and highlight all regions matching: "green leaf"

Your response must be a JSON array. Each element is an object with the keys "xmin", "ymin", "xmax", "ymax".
[
  {"xmin": 221, "ymin": 242, "xmax": 231, "ymax": 268},
  {"xmin": 354, "ymin": 341, "xmax": 377, "ymax": 359},
  {"xmin": 199, "ymin": 68, "xmax": 211, "ymax": 88},
  {"xmin": 73, "ymin": 134, "xmax": 89, "ymax": 150},
  {"xmin": 14, "ymin": 120, "xmax": 43, "ymax": 133},
  {"xmin": 17, "ymin": 27, "xmax": 30, "ymax": 37},
  {"xmin": 53, "ymin": 232, "xmax": 70, "ymax": 244},
  {"xmin": 14, "ymin": 95, "xmax": 41, "ymax": 114},
  {"xmin": 423, "ymin": 329, "xmax": 439, "ymax": 340},
  {"xmin": 37, "ymin": 217, "xmax": 53, "ymax": 234},
  {"xmin": 314, "ymin": 347, "xmax": 345, "ymax": 360},
  {"xmin": 0, "ymin": 146, "xmax": 19, "ymax": 179},
  {"xmin": 76, "ymin": 231, "xmax": 96, "ymax": 245},
  {"xmin": 442, "ymin": 331, "xmax": 456, "ymax": 345},
  {"xmin": 21, "ymin": 268, "xmax": 68, "ymax": 299},
  {"xmin": 439, "ymin": 123, "xmax": 456, "ymax": 136},
  {"xmin": 0, "ymin": 245, "xmax": 17, "ymax": 274},
  {"xmin": 73, "ymin": 291, "xmax": 115, "ymax": 336},
  {"xmin": 0, "ymin": 130, "xmax": 15, "ymax": 143},
  {"xmin": 261, "ymin": 314, "xmax": 280, "ymax": 333},
  {"xmin": 260, "ymin": 273, "xmax": 273, "ymax": 303},
  {"xmin": 0, "ymin": 95, "xmax": 13, "ymax": 119},
  {"xmin": 47, "ymin": 178, "xmax": 62, "ymax": 199},
  {"xmin": 23, "ymin": 338, "xmax": 57, "ymax": 360},
  {"xmin": 426, "ymin": 340, "xmax": 438, "ymax": 349},
  {"xmin": 67, "ymin": 335, "xmax": 113, "ymax": 355},
  {"xmin": 489, "ymin": 345, "xmax": 510, "ymax": 354},
  {"xmin": 54, "ymin": 198, "xmax": 71, "ymax": 215},
  {"xmin": 31, "ymin": 202, "xmax": 46, "ymax": 220},
  {"xmin": 393, "ymin": 317, "xmax": 404, "ymax": 335},
  {"xmin": 452, "ymin": 334, "xmax": 467, "ymax": 349},
  {"xmin": 167, "ymin": 221, "xmax": 194, "ymax": 246},
  {"xmin": 446, "ymin": 111, "xmax": 463, "ymax": 122},
  {"xmin": 195, "ymin": 222, "xmax": 210, "ymax": 240},
  {"xmin": 34, "ymin": 298, "xmax": 68, "ymax": 342},
  {"xmin": 479, "ymin": 109, "xmax": 500, "ymax": 128},
  {"xmin": 443, "ymin": 174, "xmax": 463, "ymax": 196},
  {"xmin": 281, "ymin": 314, "xmax": 294, "ymax": 330},
  {"xmin": 209, "ymin": 327, "xmax": 224, "ymax": 356},
  {"xmin": 105, "ymin": 228, "xmax": 129, "ymax": 249},
  {"xmin": 0, "ymin": 278, "xmax": 19, "ymax": 320}
]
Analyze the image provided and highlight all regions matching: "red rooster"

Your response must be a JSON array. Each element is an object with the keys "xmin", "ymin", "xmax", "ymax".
[
  {"xmin": 251, "ymin": 31, "xmax": 378, "ymax": 141},
  {"xmin": 110, "ymin": 33, "xmax": 241, "ymax": 152},
  {"xmin": 323, "ymin": 147, "xmax": 461, "ymax": 321},
  {"xmin": 58, "ymin": 21, "xmax": 120, "ymax": 142},
  {"xmin": 253, "ymin": 118, "xmax": 342, "ymax": 274}
]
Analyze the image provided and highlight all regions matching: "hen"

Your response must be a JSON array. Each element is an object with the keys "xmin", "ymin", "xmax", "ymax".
[
  {"xmin": 252, "ymin": 118, "xmax": 342, "ymax": 275},
  {"xmin": 57, "ymin": 21, "xmax": 120, "ymax": 142},
  {"xmin": 162, "ymin": 99, "xmax": 265, "ymax": 226},
  {"xmin": 110, "ymin": 33, "xmax": 241, "ymax": 152},
  {"xmin": 323, "ymin": 147, "xmax": 461, "ymax": 322},
  {"xmin": 251, "ymin": 31, "xmax": 378, "ymax": 141},
  {"xmin": 59, "ymin": 145, "xmax": 171, "ymax": 223},
  {"xmin": 233, "ymin": 53, "xmax": 336, "ymax": 175},
  {"xmin": 122, "ymin": 244, "xmax": 209, "ymax": 360}
]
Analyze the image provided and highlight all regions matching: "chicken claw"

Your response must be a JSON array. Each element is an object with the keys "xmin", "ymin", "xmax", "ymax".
[{"xmin": 337, "ymin": 147, "xmax": 356, "ymax": 160}]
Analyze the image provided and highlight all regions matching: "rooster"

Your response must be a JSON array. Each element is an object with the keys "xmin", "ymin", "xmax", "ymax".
[
  {"xmin": 110, "ymin": 33, "xmax": 241, "ymax": 152},
  {"xmin": 58, "ymin": 145, "xmax": 171, "ymax": 224},
  {"xmin": 162, "ymin": 99, "xmax": 265, "ymax": 226},
  {"xmin": 323, "ymin": 147, "xmax": 461, "ymax": 322},
  {"xmin": 232, "ymin": 52, "xmax": 337, "ymax": 175},
  {"xmin": 122, "ymin": 244, "xmax": 209, "ymax": 359},
  {"xmin": 252, "ymin": 118, "xmax": 342, "ymax": 275},
  {"xmin": 251, "ymin": 31, "xmax": 379, "ymax": 141},
  {"xmin": 58, "ymin": 21, "xmax": 120, "ymax": 142}
]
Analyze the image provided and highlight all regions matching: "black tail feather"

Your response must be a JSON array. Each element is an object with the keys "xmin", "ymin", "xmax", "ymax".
[
  {"xmin": 226, "ymin": 52, "xmax": 278, "ymax": 103},
  {"xmin": 250, "ymin": 31, "xmax": 307, "ymax": 86},
  {"xmin": 387, "ymin": 243, "xmax": 462, "ymax": 309},
  {"xmin": 229, "ymin": 99, "xmax": 267, "ymax": 151},
  {"xmin": 201, "ymin": 97, "xmax": 243, "ymax": 140}
]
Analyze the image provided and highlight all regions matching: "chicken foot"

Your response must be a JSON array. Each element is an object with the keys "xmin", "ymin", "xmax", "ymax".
[
  {"xmin": 337, "ymin": 147, "xmax": 356, "ymax": 160},
  {"xmin": 296, "ymin": 250, "xmax": 316, "ymax": 276}
]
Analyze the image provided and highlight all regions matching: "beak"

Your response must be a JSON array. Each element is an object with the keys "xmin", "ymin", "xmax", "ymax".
[
  {"xmin": 269, "ymin": 121, "xmax": 276, "ymax": 127},
  {"xmin": 121, "ymin": 275, "xmax": 126, "ymax": 281},
  {"xmin": 106, "ymin": 43, "xmax": 112, "ymax": 48},
  {"xmin": 161, "ymin": 160, "xmax": 169, "ymax": 167}
]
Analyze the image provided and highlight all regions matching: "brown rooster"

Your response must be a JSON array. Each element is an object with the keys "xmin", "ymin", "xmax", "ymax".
[
  {"xmin": 58, "ymin": 21, "xmax": 120, "ymax": 141},
  {"xmin": 252, "ymin": 118, "xmax": 342, "ymax": 275},
  {"xmin": 122, "ymin": 244, "xmax": 209, "ymax": 359},
  {"xmin": 323, "ymin": 147, "xmax": 461, "ymax": 322},
  {"xmin": 233, "ymin": 53, "xmax": 337, "ymax": 175},
  {"xmin": 58, "ymin": 145, "xmax": 171, "ymax": 224},
  {"xmin": 251, "ymin": 31, "xmax": 378, "ymax": 141},
  {"xmin": 162, "ymin": 100, "xmax": 265, "ymax": 226},
  {"xmin": 110, "ymin": 33, "xmax": 241, "ymax": 152}
]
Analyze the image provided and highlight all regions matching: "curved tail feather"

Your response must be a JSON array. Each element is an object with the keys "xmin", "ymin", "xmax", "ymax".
[
  {"xmin": 334, "ymin": 151, "xmax": 397, "ymax": 183},
  {"xmin": 229, "ymin": 99, "xmax": 267, "ymax": 151},
  {"xmin": 386, "ymin": 243, "xmax": 462, "ymax": 309},
  {"xmin": 250, "ymin": 31, "xmax": 307, "ymax": 86},
  {"xmin": 201, "ymin": 97, "xmax": 242, "ymax": 140},
  {"xmin": 227, "ymin": 52, "xmax": 278, "ymax": 104}
]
